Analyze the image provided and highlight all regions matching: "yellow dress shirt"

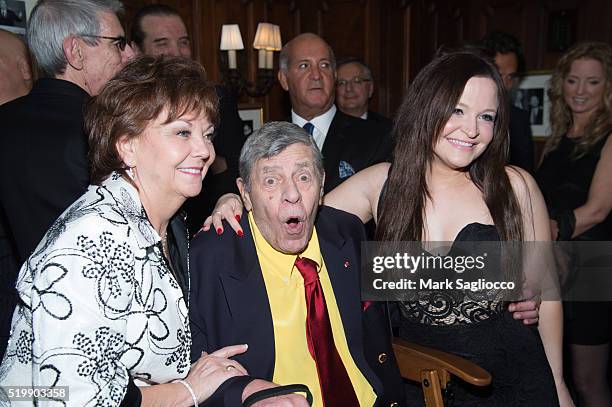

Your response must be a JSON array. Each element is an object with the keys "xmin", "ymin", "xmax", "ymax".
[{"xmin": 249, "ymin": 212, "xmax": 376, "ymax": 406}]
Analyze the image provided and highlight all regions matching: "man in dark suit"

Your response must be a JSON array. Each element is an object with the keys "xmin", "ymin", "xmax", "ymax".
[
  {"xmin": 0, "ymin": 0, "xmax": 134, "ymax": 265},
  {"xmin": 277, "ymin": 33, "xmax": 393, "ymax": 193},
  {"xmin": 481, "ymin": 31, "xmax": 534, "ymax": 173},
  {"xmin": 336, "ymin": 58, "xmax": 393, "ymax": 130},
  {"xmin": 0, "ymin": 0, "xmax": 134, "ymax": 361},
  {"xmin": 130, "ymin": 4, "xmax": 246, "ymax": 231},
  {"xmin": 190, "ymin": 122, "xmax": 404, "ymax": 406}
]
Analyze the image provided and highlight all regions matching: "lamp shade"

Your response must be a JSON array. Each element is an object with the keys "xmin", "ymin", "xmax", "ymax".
[
  {"xmin": 253, "ymin": 23, "xmax": 275, "ymax": 50},
  {"xmin": 220, "ymin": 24, "xmax": 244, "ymax": 50},
  {"xmin": 271, "ymin": 24, "xmax": 282, "ymax": 51}
]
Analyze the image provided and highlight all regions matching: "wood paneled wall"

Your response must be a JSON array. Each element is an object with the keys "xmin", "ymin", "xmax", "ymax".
[{"xmin": 122, "ymin": 0, "xmax": 612, "ymax": 123}]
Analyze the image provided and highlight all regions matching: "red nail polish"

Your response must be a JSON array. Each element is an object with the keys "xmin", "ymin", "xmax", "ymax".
[
  {"xmin": 237, "ymin": 230, "xmax": 244, "ymax": 237},
  {"xmin": 235, "ymin": 214, "xmax": 241, "ymax": 222},
  {"xmin": 216, "ymin": 228, "xmax": 223, "ymax": 235}
]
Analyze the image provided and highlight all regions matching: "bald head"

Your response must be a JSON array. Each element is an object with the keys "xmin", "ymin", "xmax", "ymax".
[
  {"xmin": 278, "ymin": 33, "xmax": 337, "ymax": 120},
  {"xmin": 0, "ymin": 29, "xmax": 32, "ymax": 105}
]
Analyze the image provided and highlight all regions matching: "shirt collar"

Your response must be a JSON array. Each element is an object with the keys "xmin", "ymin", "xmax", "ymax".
[
  {"xmin": 248, "ymin": 211, "xmax": 322, "ymax": 278},
  {"xmin": 291, "ymin": 104, "xmax": 336, "ymax": 137},
  {"xmin": 101, "ymin": 172, "xmax": 161, "ymax": 249}
]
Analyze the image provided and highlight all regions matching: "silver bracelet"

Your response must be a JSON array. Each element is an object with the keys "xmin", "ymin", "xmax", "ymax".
[{"xmin": 175, "ymin": 379, "xmax": 198, "ymax": 407}]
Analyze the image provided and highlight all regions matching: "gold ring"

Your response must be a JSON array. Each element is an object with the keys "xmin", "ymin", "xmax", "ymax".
[{"xmin": 226, "ymin": 365, "xmax": 235, "ymax": 371}]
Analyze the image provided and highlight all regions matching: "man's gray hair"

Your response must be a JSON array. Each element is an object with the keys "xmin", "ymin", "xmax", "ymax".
[
  {"xmin": 28, "ymin": 0, "xmax": 123, "ymax": 78},
  {"xmin": 279, "ymin": 33, "xmax": 336, "ymax": 72},
  {"xmin": 337, "ymin": 57, "xmax": 373, "ymax": 81},
  {"xmin": 239, "ymin": 121, "xmax": 324, "ymax": 190}
]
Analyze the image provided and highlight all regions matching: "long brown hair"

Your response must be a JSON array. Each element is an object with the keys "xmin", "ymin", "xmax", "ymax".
[
  {"xmin": 376, "ymin": 51, "xmax": 523, "ymax": 243},
  {"xmin": 541, "ymin": 42, "xmax": 612, "ymax": 160}
]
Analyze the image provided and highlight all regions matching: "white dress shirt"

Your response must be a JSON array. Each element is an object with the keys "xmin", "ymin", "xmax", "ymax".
[{"xmin": 291, "ymin": 105, "xmax": 337, "ymax": 150}]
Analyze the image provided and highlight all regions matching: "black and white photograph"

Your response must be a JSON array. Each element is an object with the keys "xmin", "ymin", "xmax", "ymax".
[
  {"xmin": 512, "ymin": 72, "xmax": 552, "ymax": 137},
  {"xmin": 238, "ymin": 107, "xmax": 263, "ymax": 137},
  {"xmin": 242, "ymin": 119, "xmax": 254, "ymax": 136},
  {"xmin": 0, "ymin": 0, "xmax": 26, "ymax": 35}
]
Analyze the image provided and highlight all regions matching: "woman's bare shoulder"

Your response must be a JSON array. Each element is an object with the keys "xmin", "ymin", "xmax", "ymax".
[
  {"xmin": 323, "ymin": 162, "xmax": 390, "ymax": 223},
  {"xmin": 505, "ymin": 165, "xmax": 538, "ymax": 201}
]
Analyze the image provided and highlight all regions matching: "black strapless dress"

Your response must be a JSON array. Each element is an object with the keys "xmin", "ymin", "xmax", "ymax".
[{"xmin": 399, "ymin": 223, "xmax": 559, "ymax": 406}]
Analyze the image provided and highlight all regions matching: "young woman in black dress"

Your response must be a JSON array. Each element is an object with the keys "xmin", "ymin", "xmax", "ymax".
[{"xmin": 324, "ymin": 50, "xmax": 573, "ymax": 406}]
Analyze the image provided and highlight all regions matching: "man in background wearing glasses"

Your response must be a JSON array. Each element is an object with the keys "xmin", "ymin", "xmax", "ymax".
[
  {"xmin": 0, "ymin": 0, "xmax": 133, "ymax": 361},
  {"xmin": 336, "ymin": 58, "xmax": 392, "ymax": 132}
]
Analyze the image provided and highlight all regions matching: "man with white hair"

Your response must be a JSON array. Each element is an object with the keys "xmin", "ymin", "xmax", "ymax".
[
  {"xmin": 0, "ymin": 0, "xmax": 133, "ymax": 266},
  {"xmin": 190, "ymin": 122, "xmax": 405, "ymax": 406}
]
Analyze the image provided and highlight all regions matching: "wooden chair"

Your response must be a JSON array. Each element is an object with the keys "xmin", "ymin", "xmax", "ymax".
[{"xmin": 392, "ymin": 337, "xmax": 492, "ymax": 407}]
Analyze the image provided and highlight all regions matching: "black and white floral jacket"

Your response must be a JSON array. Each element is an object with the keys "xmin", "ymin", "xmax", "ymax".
[{"xmin": 0, "ymin": 173, "xmax": 190, "ymax": 406}]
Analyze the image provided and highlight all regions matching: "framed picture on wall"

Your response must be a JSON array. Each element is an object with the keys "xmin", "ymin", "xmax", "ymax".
[
  {"xmin": 512, "ymin": 72, "xmax": 552, "ymax": 137},
  {"xmin": 238, "ymin": 107, "xmax": 263, "ymax": 137},
  {"xmin": 0, "ymin": 0, "xmax": 28, "ymax": 35}
]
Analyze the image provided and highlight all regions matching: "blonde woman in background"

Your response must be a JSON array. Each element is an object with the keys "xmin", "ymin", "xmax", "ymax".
[{"xmin": 536, "ymin": 41, "xmax": 612, "ymax": 407}]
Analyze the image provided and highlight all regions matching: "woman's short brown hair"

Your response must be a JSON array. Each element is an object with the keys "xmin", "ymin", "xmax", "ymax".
[{"xmin": 86, "ymin": 55, "xmax": 219, "ymax": 185}]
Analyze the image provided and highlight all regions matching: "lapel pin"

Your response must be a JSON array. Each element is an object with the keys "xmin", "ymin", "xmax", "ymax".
[{"xmin": 344, "ymin": 260, "xmax": 350, "ymax": 268}]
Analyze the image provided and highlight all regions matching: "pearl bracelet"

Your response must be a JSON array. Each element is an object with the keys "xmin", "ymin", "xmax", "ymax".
[{"xmin": 175, "ymin": 379, "xmax": 198, "ymax": 407}]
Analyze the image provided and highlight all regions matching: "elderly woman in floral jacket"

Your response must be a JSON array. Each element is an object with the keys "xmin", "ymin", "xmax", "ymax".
[{"xmin": 0, "ymin": 56, "xmax": 250, "ymax": 406}]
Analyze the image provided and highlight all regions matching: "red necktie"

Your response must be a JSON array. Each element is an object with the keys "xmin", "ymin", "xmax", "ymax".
[{"xmin": 294, "ymin": 256, "xmax": 360, "ymax": 407}]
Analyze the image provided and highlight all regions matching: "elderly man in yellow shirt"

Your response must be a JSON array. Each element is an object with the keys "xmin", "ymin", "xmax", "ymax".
[{"xmin": 189, "ymin": 121, "xmax": 404, "ymax": 407}]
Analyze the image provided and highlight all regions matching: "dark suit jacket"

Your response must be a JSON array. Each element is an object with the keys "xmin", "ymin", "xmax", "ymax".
[
  {"xmin": 0, "ymin": 78, "xmax": 89, "ymax": 362},
  {"xmin": 318, "ymin": 109, "xmax": 393, "ymax": 193},
  {"xmin": 189, "ymin": 206, "xmax": 404, "ymax": 406},
  {"xmin": 508, "ymin": 105, "xmax": 535, "ymax": 173},
  {"xmin": 0, "ymin": 78, "xmax": 90, "ymax": 264},
  {"xmin": 367, "ymin": 109, "xmax": 393, "ymax": 130}
]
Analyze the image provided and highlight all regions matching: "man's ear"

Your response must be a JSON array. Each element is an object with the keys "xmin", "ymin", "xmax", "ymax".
[
  {"xmin": 18, "ymin": 54, "xmax": 32, "ymax": 84},
  {"xmin": 367, "ymin": 83, "xmax": 374, "ymax": 99},
  {"xmin": 116, "ymin": 134, "xmax": 137, "ymax": 168},
  {"xmin": 63, "ymin": 36, "xmax": 83, "ymax": 70},
  {"xmin": 277, "ymin": 69, "xmax": 289, "ymax": 91},
  {"xmin": 236, "ymin": 178, "xmax": 253, "ymax": 211}
]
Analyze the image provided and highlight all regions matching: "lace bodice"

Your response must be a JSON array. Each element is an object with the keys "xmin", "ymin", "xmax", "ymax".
[{"xmin": 398, "ymin": 223, "xmax": 506, "ymax": 325}]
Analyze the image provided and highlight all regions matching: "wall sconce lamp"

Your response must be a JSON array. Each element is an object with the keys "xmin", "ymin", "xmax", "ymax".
[{"xmin": 219, "ymin": 22, "xmax": 282, "ymax": 97}]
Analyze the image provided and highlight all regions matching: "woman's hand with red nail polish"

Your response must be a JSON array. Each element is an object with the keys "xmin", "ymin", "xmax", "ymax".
[{"xmin": 201, "ymin": 193, "xmax": 244, "ymax": 237}]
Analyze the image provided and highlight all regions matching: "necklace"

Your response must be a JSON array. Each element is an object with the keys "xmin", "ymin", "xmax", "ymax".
[
  {"xmin": 161, "ymin": 231, "xmax": 171, "ymax": 261},
  {"xmin": 160, "ymin": 231, "xmax": 179, "ymax": 282}
]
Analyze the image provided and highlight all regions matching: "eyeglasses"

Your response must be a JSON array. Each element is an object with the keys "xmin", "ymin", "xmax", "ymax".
[
  {"xmin": 80, "ymin": 34, "xmax": 127, "ymax": 51},
  {"xmin": 336, "ymin": 77, "xmax": 371, "ymax": 88}
]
